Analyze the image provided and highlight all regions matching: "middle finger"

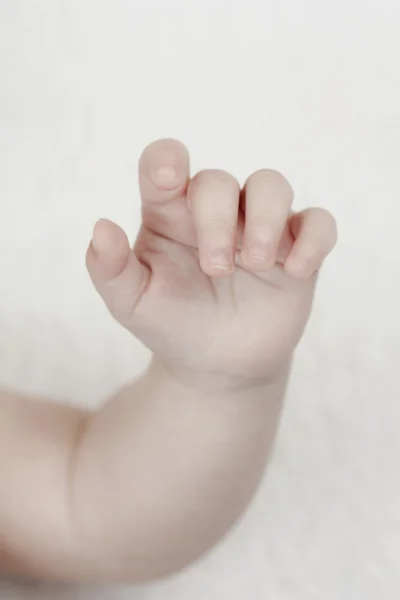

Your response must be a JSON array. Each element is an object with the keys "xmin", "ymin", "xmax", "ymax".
[
  {"xmin": 187, "ymin": 170, "xmax": 240, "ymax": 277},
  {"xmin": 241, "ymin": 169, "xmax": 294, "ymax": 270}
]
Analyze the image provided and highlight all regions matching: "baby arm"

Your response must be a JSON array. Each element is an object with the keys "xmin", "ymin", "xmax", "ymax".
[
  {"xmin": 0, "ymin": 139, "xmax": 336, "ymax": 583},
  {"xmin": 0, "ymin": 362, "xmax": 286, "ymax": 582}
]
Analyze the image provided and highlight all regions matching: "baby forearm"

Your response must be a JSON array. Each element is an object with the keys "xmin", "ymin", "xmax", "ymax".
[
  {"xmin": 0, "ymin": 392, "xmax": 87, "ymax": 580},
  {"xmin": 0, "ymin": 362, "xmax": 288, "ymax": 583},
  {"xmin": 70, "ymin": 360, "xmax": 288, "ymax": 582}
]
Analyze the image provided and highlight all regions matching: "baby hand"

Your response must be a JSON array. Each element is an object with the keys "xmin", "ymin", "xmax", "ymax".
[{"xmin": 87, "ymin": 140, "xmax": 336, "ymax": 389}]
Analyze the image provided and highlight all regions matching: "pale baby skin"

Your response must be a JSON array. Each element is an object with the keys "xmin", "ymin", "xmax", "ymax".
[{"xmin": 0, "ymin": 140, "xmax": 336, "ymax": 583}]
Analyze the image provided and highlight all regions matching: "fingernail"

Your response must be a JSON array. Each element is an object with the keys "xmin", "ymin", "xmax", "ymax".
[
  {"xmin": 246, "ymin": 241, "xmax": 270, "ymax": 263},
  {"xmin": 208, "ymin": 249, "xmax": 232, "ymax": 270},
  {"xmin": 151, "ymin": 166, "xmax": 179, "ymax": 188}
]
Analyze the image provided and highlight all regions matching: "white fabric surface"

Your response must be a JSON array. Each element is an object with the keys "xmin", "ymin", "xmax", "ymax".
[{"xmin": 1, "ymin": 1, "xmax": 399, "ymax": 598}]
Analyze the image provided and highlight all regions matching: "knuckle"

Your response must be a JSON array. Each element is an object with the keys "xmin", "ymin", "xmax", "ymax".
[
  {"xmin": 247, "ymin": 213, "xmax": 282, "ymax": 230},
  {"xmin": 304, "ymin": 207, "xmax": 338, "ymax": 244},
  {"xmin": 247, "ymin": 169, "xmax": 294, "ymax": 200},
  {"xmin": 192, "ymin": 169, "xmax": 239, "ymax": 192},
  {"xmin": 203, "ymin": 215, "xmax": 236, "ymax": 229}
]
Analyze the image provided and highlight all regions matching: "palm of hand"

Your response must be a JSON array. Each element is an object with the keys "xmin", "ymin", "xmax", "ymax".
[
  {"xmin": 88, "ymin": 140, "xmax": 336, "ymax": 388},
  {"xmin": 133, "ymin": 222, "xmax": 315, "ymax": 386}
]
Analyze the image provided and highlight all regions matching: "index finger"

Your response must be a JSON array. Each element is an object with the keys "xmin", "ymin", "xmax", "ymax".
[
  {"xmin": 139, "ymin": 138, "xmax": 191, "ymax": 241},
  {"xmin": 139, "ymin": 139, "xmax": 190, "ymax": 205}
]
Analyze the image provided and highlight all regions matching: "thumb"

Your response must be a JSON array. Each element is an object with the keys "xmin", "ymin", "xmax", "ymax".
[{"xmin": 86, "ymin": 219, "xmax": 149, "ymax": 324}]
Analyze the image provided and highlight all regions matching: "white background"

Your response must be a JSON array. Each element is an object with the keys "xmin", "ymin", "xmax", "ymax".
[{"xmin": 1, "ymin": 1, "xmax": 399, "ymax": 598}]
